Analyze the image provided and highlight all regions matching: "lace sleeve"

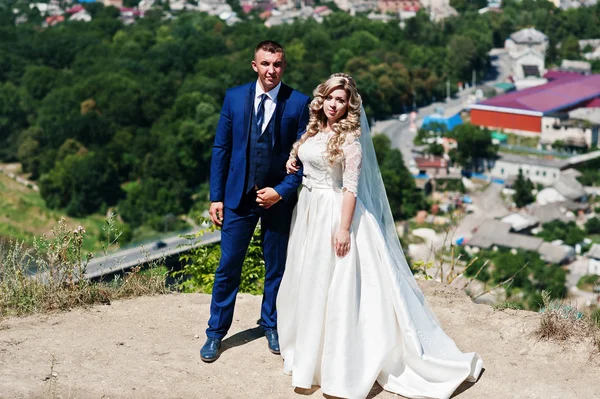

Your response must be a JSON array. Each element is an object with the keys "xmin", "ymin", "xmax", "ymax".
[{"xmin": 342, "ymin": 137, "xmax": 362, "ymax": 197}]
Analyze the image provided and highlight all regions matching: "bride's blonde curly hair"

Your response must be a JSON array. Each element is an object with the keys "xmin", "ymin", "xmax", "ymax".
[{"xmin": 291, "ymin": 73, "xmax": 362, "ymax": 166}]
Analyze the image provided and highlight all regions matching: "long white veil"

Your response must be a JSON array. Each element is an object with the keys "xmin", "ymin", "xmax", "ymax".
[{"xmin": 357, "ymin": 106, "xmax": 439, "ymax": 322}]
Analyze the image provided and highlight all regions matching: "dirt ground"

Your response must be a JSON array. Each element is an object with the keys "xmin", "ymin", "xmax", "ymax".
[{"xmin": 1, "ymin": 281, "xmax": 599, "ymax": 399}]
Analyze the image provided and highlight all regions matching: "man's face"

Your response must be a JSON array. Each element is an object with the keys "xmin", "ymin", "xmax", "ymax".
[{"xmin": 252, "ymin": 49, "xmax": 286, "ymax": 92}]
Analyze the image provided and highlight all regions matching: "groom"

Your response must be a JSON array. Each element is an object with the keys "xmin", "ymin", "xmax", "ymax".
[{"xmin": 201, "ymin": 40, "xmax": 310, "ymax": 362}]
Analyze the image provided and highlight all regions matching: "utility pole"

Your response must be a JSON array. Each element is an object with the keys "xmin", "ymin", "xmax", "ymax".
[
  {"xmin": 412, "ymin": 89, "xmax": 416, "ymax": 111},
  {"xmin": 446, "ymin": 79, "xmax": 450, "ymax": 102},
  {"xmin": 472, "ymin": 70, "xmax": 476, "ymax": 89}
]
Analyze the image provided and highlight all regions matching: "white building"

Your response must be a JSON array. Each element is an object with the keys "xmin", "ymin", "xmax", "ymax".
[
  {"xmin": 560, "ymin": 59, "xmax": 592, "ymax": 74},
  {"xmin": 29, "ymin": 2, "xmax": 63, "ymax": 16},
  {"xmin": 490, "ymin": 153, "xmax": 567, "ymax": 186},
  {"xmin": 540, "ymin": 116, "xmax": 593, "ymax": 149},
  {"xmin": 505, "ymin": 28, "xmax": 549, "ymax": 56},
  {"xmin": 511, "ymin": 48, "xmax": 545, "ymax": 80},
  {"xmin": 70, "ymin": 10, "xmax": 92, "ymax": 22},
  {"xmin": 587, "ymin": 244, "xmax": 600, "ymax": 275},
  {"xmin": 103, "ymin": 0, "xmax": 123, "ymax": 7}
]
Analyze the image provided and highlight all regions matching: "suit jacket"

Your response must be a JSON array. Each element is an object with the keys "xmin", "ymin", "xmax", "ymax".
[{"xmin": 209, "ymin": 82, "xmax": 310, "ymax": 209}]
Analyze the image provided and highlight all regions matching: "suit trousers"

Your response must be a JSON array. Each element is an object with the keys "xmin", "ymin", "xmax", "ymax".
[{"xmin": 207, "ymin": 190, "xmax": 295, "ymax": 339}]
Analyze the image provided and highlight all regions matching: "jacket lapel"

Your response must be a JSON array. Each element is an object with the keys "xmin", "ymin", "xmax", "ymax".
[
  {"xmin": 243, "ymin": 84, "xmax": 255, "ymax": 152},
  {"xmin": 273, "ymin": 84, "xmax": 289, "ymax": 150}
]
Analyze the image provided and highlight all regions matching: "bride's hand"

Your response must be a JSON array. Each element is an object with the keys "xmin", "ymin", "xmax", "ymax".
[
  {"xmin": 286, "ymin": 157, "xmax": 299, "ymax": 174},
  {"xmin": 334, "ymin": 229, "xmax": 351, "ymax": 258}
]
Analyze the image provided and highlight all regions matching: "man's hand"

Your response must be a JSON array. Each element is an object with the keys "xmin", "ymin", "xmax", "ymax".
[
  {"xmin": 256, "ymin": 187, "xmax": 282, "ymax": 209},
  {"xmin": 209, "ymin": 201, "xmax": 224, "ymax": 226}
]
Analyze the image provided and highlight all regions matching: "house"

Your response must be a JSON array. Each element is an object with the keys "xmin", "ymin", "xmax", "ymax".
[
  {"xmin": 314, "ymin": 5, "xmax": 332, "ymax": 16},
  {"xmin": 560, "ymin": 60, "xmax": 592, "ymax": 74},
  {"xmin": 538, "ymin": 242, "xmax": 576, "ymax": 264},
  {"xmin": 30, "ymin": 3, "xmax": 63, "ymax": 16},
  {"xmin": 501, "ymin": 213, "xmax": 538, "ymax": 233},
  {"xmin": 466, "ymin": 217, "xmax": 575, "ymax": 264},
  {"xmin": 44, "ymin": 15, "xmax": 65, "ymax": 27},
  {"xmin": 377, "ymin": 0, "xmax": 420, "ymax": 13},
  {"xmin": 511, "ymin": 48, "xmax": 546, "ymax": 81},
  {"xmin": 415, "ymin": 156, "xmax": 450, "ymax": 179},
  {"xmin": 568, "ymin": 107, "xmax": 600, "ymax": 148},
  {"xmin": 529, "ymin": 203, "xmax": 572, "ymax": 224},
  {"xmin": 505, "ymin": 28, "xmax": 549, "ymax": 56},
  {"xmin": 138, "ymin": 0, "xmax": 155, "ymax": 12},
  {"xmin": 540, "ymin": 115, "xmax": 593, "ymax": 149},
  {"xmin": 467, "ymin": 219, "xmax": 544, "ymax": 251},
  {"xmin": 66, "ymin": 5, "xmax": 85, "ymax": 13},
  {"xmin": 103, "ymin": 0, "xmax": 123, "ymax": 6},
  {"xmin": 579, "ymin": 39, "xmax": 600, "ymax": 61},
  {"xmin": 490, "ymin": 153, "xmax": 567, "ymax": 186},
  {"xmin": 428, "ymin": 4, "xmax": 458, "ymax": 21},
  {"xmin": 70, "ymin": 9, "xmax": 92, "ymax": 21},
  {"xmin": 587, "ymin": 244, "xmax": 600, "ymax": 275}
]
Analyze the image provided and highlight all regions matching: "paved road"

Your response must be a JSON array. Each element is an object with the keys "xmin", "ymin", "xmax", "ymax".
[
  {"xmin": 85, "ymin": 229, "xmax": 221, "ymax": 279},
  {"xmin": 372, "ymin": 96, "xmax": 469, "ymax": 170},
  {"xmin": 372, "ymin": 48, "xmax": 511, "ymax": 169}
]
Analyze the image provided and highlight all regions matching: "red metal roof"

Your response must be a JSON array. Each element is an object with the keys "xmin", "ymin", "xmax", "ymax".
[
  {"xmin": 66, "ymin": 5, "xmax": 84, "ymax": 14},
  {"xmin": 477, "ymin": 74, "xmax": 600, "ymax": 114},
  {"xmin": 415, "ymin": 156, "xmax": 447, "ymax": 169},
  {"xmin": 543, "ymin": 70, "xmax": 582, "ymax": 81},
  {"xmin": 585, "ymin": 97, "xmax": 600, "ymax": 108}
]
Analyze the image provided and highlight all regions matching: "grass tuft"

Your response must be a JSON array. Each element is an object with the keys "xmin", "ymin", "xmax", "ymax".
[
  {"xmin": 537, "ymin": 291, "xmax": 600, "ymax": 355},
  {"xmin": 0, "ymin": 215, "xmax": 169, "ymax": 319}
]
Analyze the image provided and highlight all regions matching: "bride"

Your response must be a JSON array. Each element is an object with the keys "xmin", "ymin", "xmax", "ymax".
[{"xmin": 276, "ymin": 73, "xmax": 483, "ymax": 399}]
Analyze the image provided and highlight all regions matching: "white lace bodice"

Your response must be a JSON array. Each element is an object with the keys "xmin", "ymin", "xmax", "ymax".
[{"xmin": 297, "ymin": 131, "xmax": 362, "ymax": 196}]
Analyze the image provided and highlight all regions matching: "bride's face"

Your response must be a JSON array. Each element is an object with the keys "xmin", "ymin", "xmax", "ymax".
[{"xmin": 323, "ymin": 88, "xmax": 348, "ymax": 125}]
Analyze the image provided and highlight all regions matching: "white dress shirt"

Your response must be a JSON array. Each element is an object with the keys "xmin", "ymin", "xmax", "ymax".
[{"xmin": 255, "ymin": 81, "xmax": 281, "ymax": 133}]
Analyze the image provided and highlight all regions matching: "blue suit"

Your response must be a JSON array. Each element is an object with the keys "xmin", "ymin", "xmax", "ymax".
[{"xmin": 207, "ymin": 82, "xmax": 310, "ymax": 339}]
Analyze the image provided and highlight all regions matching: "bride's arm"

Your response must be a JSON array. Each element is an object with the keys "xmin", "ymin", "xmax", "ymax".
[{"xmin": 335, "ymin": 138, "xmax": 362, "ymax": 258}]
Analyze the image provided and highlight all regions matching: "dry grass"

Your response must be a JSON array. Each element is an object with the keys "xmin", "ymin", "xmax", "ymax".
[
  {"xmin": 0, "ymin": 216, "xmax": 169, "ymax": 319},
  {"xmin": 537, "ymin": 291, "xmax": 600, "ymax": 355}
]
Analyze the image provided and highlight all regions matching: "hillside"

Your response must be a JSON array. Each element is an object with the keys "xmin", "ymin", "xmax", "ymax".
[
  {"xmin": 0, "ymin": 167, "xmax": 107, "ymax": 252},
  {"xmin": 1, "ymin": 281, "xmax": 599, "ymax": 399}
]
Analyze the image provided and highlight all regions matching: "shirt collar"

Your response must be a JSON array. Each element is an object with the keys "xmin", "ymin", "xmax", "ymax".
[{"xmin": 256, "ymin": 80, "xmax": 281, "ymax": 102}]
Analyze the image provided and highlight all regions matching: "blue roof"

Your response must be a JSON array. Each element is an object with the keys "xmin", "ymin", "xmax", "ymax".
[
  {"xmin": 77, "ymin": 0, "xmax": 96, "ymax": 3},
  {"xmin": 422, "ymin": 113, "xmax": 463, "ymax": 131}
]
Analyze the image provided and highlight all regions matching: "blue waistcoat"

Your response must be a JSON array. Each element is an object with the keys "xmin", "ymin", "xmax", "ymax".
[{"xmin": 245, "ymin": 109, "xmax": 274, "ymax": 193}]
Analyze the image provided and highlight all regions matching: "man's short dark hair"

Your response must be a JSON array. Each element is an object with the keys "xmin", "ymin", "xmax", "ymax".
[{"xmin": 254, "ymin": 40, "xmax": 286, "ymax": 61}]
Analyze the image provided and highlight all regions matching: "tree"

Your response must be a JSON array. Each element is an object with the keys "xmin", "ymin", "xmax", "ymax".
[
  {"xmin": 512, "ymin": 169, "xmax": 535, "ymax": 208},
  {"xmin": 446, "ymin": 35, "xmax": 478, "ymax": 81},
  {"xmin": 372, "ymin": 133, "xmax": 392, "ymax": 165},
  {"xmin": 559, "ymin": 35, "xmax": 581, "ymax": 60},
  {"xmin": 39, "ymin": 151, "xmax": 123, "ymax": 216},
  {"xmin": 0, "ymin": 82, "xmax": 26, "ymax": 158},
  {"xmin": 537, "ymin": 220, "xmax": 586, "ymax": 246},
  {"xmin": 380, "ymin": 149, "xmax": 425, "ymax": 220},
  {"xmin": 448, "ymin": 124, "xmax": 497, "ymax": 172},
  {"xmin": 427, "ymin": 143, "xmax": 445, "ymax": 156},
  {"xmin": 586, "ymin": 217, "xmax": 600, "ymax": 235},
  {"xmin": 21, "ymin": 65, "xmax": 65, "ymax": 101}
]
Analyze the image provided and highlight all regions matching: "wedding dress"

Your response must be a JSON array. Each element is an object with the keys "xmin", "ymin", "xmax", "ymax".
[{"xmin": 276, "ymin": 112, "xmax": 483, "ymax": 399}]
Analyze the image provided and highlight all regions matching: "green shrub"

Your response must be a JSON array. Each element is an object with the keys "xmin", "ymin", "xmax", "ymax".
[{"xmin": 176, "ymin": 223, "xmax": 265, "ymax": 295}]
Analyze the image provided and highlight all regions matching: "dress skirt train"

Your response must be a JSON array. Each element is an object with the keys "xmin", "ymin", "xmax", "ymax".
[{"xmin": 277, "ymin": 183, "xmax": 483, "ymax": 399}]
